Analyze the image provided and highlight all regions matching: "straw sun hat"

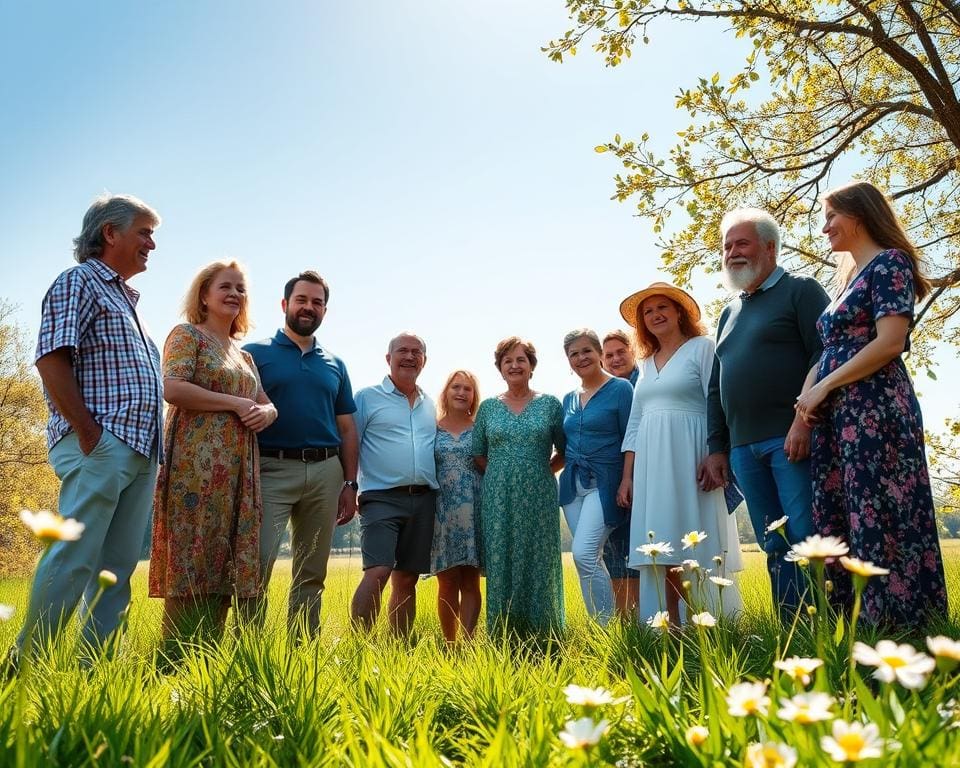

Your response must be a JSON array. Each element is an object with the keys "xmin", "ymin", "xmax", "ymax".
[{"xmin": 618, "ymin": 282, "xmax": 701, "ymax": 328}]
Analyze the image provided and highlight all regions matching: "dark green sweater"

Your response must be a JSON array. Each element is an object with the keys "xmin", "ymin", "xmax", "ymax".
[{"xmin": 707, "ymin": 270, "xmax": 829, "ymax": 453}]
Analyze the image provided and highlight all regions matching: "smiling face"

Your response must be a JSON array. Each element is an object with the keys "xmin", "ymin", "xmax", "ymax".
[
  {"xmin": 602, "ymin": 338, "xmax": 636, "ymax": 378},
  {"xmin": 443, "ymin": 373, "xmax": 475, "ymax": 416},
  {"xmin": 387, "ymin": 334, "xmax": 426, "ymax": 387},
  {"xmin": 722, "ymin": 221, "xmax": 777, "ymax": 292},
  {"xmin": 102, "ymin": 213, "xmax": 157, "ymax": 279},
  {"xmin": 202, "ymin": 267, "xmax": 246, "ymax": 324},
  {"xmin": 283, "ymin": 279, "xmax": 327, "ymax": 337},
  {"xmin": 640, "ymin": 295, "xmax": 681, "ymax": 340},
  {"xmin": 822, "ymin": 201, "xmax": 859, "ymax": 252},
  {"xmin": 566, "ymin": 337, "xmax": 602, "ymax": 381},
  {"xmin": 498, "ymin": 343, "xmax": 533, "ymax": 386}
]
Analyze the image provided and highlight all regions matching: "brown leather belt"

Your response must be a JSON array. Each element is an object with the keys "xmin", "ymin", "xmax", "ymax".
[{"xmin": 259, "ymin": 447, "xmax": 339, "ymax": 462}]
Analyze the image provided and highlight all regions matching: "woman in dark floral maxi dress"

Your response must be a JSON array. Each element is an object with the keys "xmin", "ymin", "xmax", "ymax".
[{"xmin": 795, "ymin": 181, "xmax": 947, "ymax": 629}]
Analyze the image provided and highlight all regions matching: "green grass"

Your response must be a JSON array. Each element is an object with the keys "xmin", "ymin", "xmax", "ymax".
[{"xmin": 1, "ymin": 545, "xmax": 959, "ymax": 766}]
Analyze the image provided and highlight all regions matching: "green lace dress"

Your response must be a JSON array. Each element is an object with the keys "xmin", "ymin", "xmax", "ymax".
[{"xmin": 473, "ymin": 395, "xmax": 566, "ymax": 634}]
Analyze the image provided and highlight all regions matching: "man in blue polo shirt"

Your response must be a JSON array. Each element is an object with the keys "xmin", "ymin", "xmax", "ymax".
[
  {"xmin": 244, "ymin": 271, "xmax": 358, "ymax": 639},
  {"xmin": 350, "ymin": 332, "xmax": 438, "ymax": 637}
]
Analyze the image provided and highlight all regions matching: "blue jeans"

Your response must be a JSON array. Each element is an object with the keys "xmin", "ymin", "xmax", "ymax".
[
  {"xmin": 17, "ymin": 429, "xmax": 157, "ymax": 654},
  {"xmin": 730, "ymin": 436, "xmax": 813, "ymax": 616},
  {"xmin": 562, "ymin": 482, "xmax": 615, "ymax": 625}
]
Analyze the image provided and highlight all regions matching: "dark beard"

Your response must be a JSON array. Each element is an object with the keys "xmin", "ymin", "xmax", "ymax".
[{"xmin": 286, "ymin": 310, "xmax": 321, "ymax": 336}]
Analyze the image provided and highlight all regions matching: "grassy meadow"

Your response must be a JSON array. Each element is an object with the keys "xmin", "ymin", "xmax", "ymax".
[{"xmin": 1, "ymin": 544, "xmax": 960, "ymax": 766}]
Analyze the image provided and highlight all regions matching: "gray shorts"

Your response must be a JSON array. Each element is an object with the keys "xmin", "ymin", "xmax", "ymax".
[{"xmin": 358, "ymin": 487, "xmax": 437, "ymax": 573}]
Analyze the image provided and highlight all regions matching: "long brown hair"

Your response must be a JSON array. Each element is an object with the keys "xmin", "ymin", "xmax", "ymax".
[
  {"xmin": 633, "ymin": 297, "xmax": 707, "ymax": 359},
  {"xmin": 823, "ymin": 181, "xmax": 931, "ymax": 301},
  {"xmin": 436, "ymin": 370, "xmax": 481, "ymax": 421}
]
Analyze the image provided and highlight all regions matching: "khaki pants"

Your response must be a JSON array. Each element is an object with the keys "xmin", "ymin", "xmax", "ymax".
[{"xmin": 255, "ymin": 455, "xmax": 343, "ymax": 637}]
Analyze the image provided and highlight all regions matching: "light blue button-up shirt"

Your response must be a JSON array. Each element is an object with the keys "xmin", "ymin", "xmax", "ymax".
[{"xmin": 354, "ymin": 376, "xmax": 438, "ymax": 492}]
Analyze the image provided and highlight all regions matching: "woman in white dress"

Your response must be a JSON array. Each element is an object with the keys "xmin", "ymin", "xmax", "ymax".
[{"xmin": 616, "ymin": 282, "xmax": 743, "ymax": 625}]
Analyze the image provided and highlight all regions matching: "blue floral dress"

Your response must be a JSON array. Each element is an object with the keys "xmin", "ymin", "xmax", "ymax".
[
  {"xmin": 811, "ymin": 249, "xmax": 947, "ymax": 627},
  {"xmin": 429, "ymin": 426, "xmax": 483, "ymax": 575},
  {"xmin": 473, "ymin": 395, "xmax": 566, "ymax": 634}
]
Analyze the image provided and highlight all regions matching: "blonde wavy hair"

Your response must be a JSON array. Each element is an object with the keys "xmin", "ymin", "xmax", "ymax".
[
  {"xmin": 436, "ymin": 370, "xmax": 481, "ymax": 420},
  {"xmin": 182, "ymin": 260, "xmax": 251, "ymax": 339}
]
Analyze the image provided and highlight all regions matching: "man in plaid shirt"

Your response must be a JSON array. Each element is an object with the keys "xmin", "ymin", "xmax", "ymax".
[{"xmin": 15, "ymin": 194, "xmax": 164, "ymax": 660}]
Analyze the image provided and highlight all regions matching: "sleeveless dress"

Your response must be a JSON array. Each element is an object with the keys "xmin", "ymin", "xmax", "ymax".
[
  {"xmin": 149, "ymin": 324, "xmax": 262, "ymax": 599},
  {"xmin": 811, "ymin": 249, "xmax": 947, "ymax": 627},
  {"xmin": 473, "ymin": 395, "xmax": 565, "ymax": 634},
  {"xmin": 429, "ymin": 426, "xmax": 483, "ymax": 574}
]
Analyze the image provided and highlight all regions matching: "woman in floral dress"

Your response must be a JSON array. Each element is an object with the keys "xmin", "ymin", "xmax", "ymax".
[
  {"xmin": 473, "ymin": 337, "xmax": 565, "ymax": 635},
  {"xmin": 429, "ymin": 370, "xmax": 483, "ymax": 643},
  {"xmin": 150, "ymin": 261, "xmax": 277, "ymax": 644},
  {"xmin": 796, "ymin": 181, "xmax": 947, "ymax": 628}
]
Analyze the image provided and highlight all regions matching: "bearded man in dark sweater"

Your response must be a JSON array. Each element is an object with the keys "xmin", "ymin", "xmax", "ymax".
[{"xmin": 702, "ymin": 208, "xmax": 829, "ymax": 617}]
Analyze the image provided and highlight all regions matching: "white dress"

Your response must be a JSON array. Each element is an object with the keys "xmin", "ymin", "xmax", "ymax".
[{"xmin": 622, "ymin": 336, "xmax": 743, "ymax": 621}]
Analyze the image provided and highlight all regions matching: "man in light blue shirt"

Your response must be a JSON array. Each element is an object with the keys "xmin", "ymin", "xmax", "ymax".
[{"xmin": 350, "ymin": 333, "xmax": 438, "ymax": 636}]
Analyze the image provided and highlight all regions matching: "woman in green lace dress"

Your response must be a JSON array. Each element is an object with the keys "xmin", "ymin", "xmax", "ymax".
[{"xmin": 473, "ymin": 337, "xmax": 566, "ymax": 635}]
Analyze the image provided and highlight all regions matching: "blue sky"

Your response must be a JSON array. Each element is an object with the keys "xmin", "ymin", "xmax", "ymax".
[{"xmin": 1, "ymin": 0, "xmax": 955, "ymax": 428}]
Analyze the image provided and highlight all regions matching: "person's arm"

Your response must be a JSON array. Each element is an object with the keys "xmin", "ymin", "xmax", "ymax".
[
  {"xmin": 36, "ymin": 348, "xmax": 101, "ymax": 454},
  {"xmin": 549, "ymin": 396, "xmax": 565, "ymax": 473},
  {"xmin": 703, "ymin": 346, "xmax": 729, "ymax": 490},
  {"xmin": 617, "ymin": 450, "xmax": 635, "ymax": 508},
  {"xmin": 335, "ymin": 413, "xmax": 359, "ymax": 525},
  {"xmin": 796, "ymin": 315, "xmax": 909, "ymax": 423}
]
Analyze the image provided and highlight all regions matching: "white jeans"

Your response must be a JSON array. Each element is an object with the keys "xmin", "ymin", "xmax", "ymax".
[{"xmin": 563, "ymin": 481, "xmax": 615, "ymax": 624}]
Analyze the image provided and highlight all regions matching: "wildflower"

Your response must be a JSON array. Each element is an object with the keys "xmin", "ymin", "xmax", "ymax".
[
  {"xmin": 745, "ymin": 741, "xmax": 797, "ymax": 768},
  {"xmin": 0, "ymin": 605, "xmax": 14, "ymax": 622},
  {"xmin": 926, "ymin": 636, "xmax": 960, "ymax": 673},
  {"xmin": 783, "ymin": 550, "xmax": 809, "ymax": 567},
  {"xmin": 19, "ymin": 509, "xmax": 85, "ymax": 543},
  {"xmin": 685, "ymin": 725, "xmax": 709, "ymax": 747},
  {"xmin": 765, "ymin": 516, "xmax": 788, "ymax": 534},
  {"xmin": 839, "ymin": 556, "xmax": 889, "ymax": 578},
  {"xmin": 712, "ymin": 555, "xmax": 723, "ymax": 565},
  {"xmin": 637, "ymin": 541, "xmax": 674, "ymax": 558},
  {"xmin": 791, "ymin": 534, "xmax": 848, "ymax": 560},
  {"xmin": 563, "ymin": 685, "xmax": 626, "ymax": 707},
  {"xmin": 726, "ymin": 681, "xmax": 770, "ymax": 717},
  {"xmin": 820, "ymin": 720, "xmax": 885, "ymax": 762},
  {"xmin": 669, "ymin": 566, "xmax": 685, "ymax": 575},
  {"xmin": 852, "ymin": 640, "xmax": 935, "ymax": 689},
  {"xmin": 98, "ymin": 570, "xmax": 118, "ymax": 588},
  {"xmin": 773, "ymin": 656, "xmax": 823, "ymax": 687},
  {"xmin": 776, "ymin": 692, "xmax": 835, "ymax": 724},
  {"xmin": 682, "ymin": 559, "xmax": 700, "ymax": 571},
  {"xmin": 690, "ymin": 612, "xmax": 716, "ymax": 628},
  {"xmin": 647, "ymin": 611, "xmax": 670, "ymax": 631},
  {"xmin": 558, "ymin": 717, "xmax": 610, "ymax": 749},
  {"xmin": 681, "ymin": 530, "xmax": 708, "ymax": 549},
  {"xmin": 710, "ymin": 576, "xmax": 734, "ymax": 587}
]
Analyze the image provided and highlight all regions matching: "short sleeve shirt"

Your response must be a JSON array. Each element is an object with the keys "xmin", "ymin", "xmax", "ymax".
[
  {"xmin": 36, "ymin": 259, "xmax": 163, "ymax": 456},
  {"xmin": 244, "ymin": 329, "xmax": 356, "ymax": 449}
]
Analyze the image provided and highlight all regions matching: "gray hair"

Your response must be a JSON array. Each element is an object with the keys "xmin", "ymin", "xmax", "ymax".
[
  {"xmin": 387, "ymin": 332, "xmax": 427, "ymax": 354},
  {"xmin": 720, "ymin": 208, "xmax": 781, "ymax": 257},
  {"xmin": 562, "ymin": 328, "xmax": 601, "ymax": 355},
  {"xmin": 73, "ymin": 194, "xmax": 161, "ymax": 263}
]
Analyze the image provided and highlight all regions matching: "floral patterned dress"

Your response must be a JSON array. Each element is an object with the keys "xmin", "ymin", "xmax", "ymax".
[
  {"xmin": 149, "ymin": 324, "xmax": 262, "ymax": 599},
  {"xmin": 473, "ymin": 395, "xmax": 566, "ymax": 634},
  {"xmin": 811, "ymin": 249, "xmax": 947, "ymax": 627},
  {"xmin": 430, "ymin": 426, "xmax": 483, "ymax": 575}
]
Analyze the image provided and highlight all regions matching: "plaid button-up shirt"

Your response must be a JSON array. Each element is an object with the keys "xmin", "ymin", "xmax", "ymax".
[{"xmin": 36, "ymin": 258, "xmax": 163, "ymax": 457}]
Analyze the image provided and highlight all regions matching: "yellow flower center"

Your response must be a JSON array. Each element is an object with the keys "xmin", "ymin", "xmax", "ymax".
[
  {"xmin": 836, "ymin": 733, "xmax": 866, "ymax": 758},
  {"xmin": 881, "ymin": 655, "xmax": 907, "ymax": 669}
]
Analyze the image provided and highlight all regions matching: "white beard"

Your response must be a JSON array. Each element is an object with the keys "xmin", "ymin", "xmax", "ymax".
[{"xmin": 722, "ymin": 263, "xmax": 764, "ymax": 292}]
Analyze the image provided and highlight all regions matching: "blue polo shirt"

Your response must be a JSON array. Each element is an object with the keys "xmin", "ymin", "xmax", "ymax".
[
  {"xmin": 354, "ymin": 376, "xmax": 438, "ymax": 492},
  {"xmin": 244, "ymin": 329, "xmax": 356, "ymax": 449}
]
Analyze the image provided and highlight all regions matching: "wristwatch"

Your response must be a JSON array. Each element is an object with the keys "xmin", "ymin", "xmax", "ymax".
[{"xmin": 343, "ymin": 480, "xmax": 359, "ymax": 491}]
